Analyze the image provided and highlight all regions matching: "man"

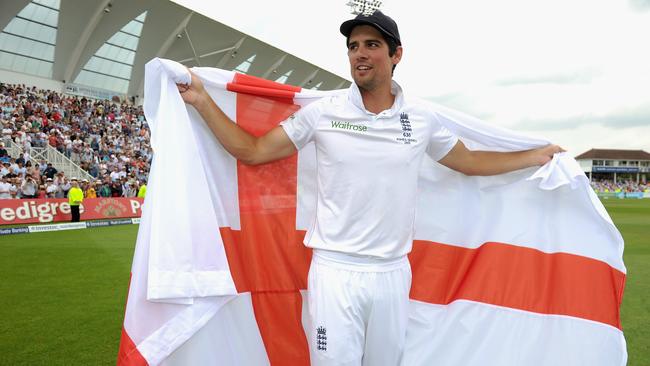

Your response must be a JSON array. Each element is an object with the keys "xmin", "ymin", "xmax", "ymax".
[
  {"xmin": 53, "ymin": 172, "xmax": 66, "ymax": 198},
  {"xmin": 68, "ymin": 178, "xmax": 84, "ymax": 222},
  {"xmin": 178, "ymin": 11, "xmax": 562, "ymax": 365},
  {"xmin": 13, "ymin": 161, "xmax": 27, "ymax": 178},
  {"xmin": 38, "ymin": 159, "xmax": 47, "ymax": 175},
  {"xmin": 0, "ymin": 142, "xmax": 8, "ymax": 160},
  {"xmin": 110, "ymin": 179, "xmax": 123, "ymax": 197},
  {"xmin": 0, "ymin": 175, "xmax": 12, "ymax": 199},
  {"xmin": 136, "ymin": 180, "xmax": 146, "ymax": 198},
  {"xmin": 80, "ymin": 178, "xmax": 89, "ymax": 193},
  {"xmin": 8, "ymin": 177, "xmax": 18, "ymax": 199},
  {"xmin": 123, "ymin": 179, "xmax": 137, "ymax": 197},
  {"xmin": 0, "ymin": 162, "xmax": 9, "ymax": 177},
  {"xmin": 98, "ymin": 178, "xmax": 112, "ymax": 197},
  {"xmin": 45, "ymin": 177, "xmax": 57, "ymax": 198},
  {"xmin": 110, "ymin": 167, "xmax": 121, "ymax": 182},
  {"xmin": 20, "ymin": 174, "xmax": 38, "ymax": 198},
  {"xmin": 43, "ymin": 163, "xmax": 57, "ymax": 180}
]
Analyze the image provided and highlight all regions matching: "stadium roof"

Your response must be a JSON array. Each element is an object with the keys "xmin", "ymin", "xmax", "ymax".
[
  {"xmin": 0, "ymin": 0, "xmax": 351, "ymax": 97},
  {"xmin": 575, "ymin": 149, "xmax": 650, "ymax": 161}
]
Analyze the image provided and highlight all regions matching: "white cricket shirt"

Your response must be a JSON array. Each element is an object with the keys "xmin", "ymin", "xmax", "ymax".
[{"xmin": 281, "ymin": 81, "xmax": 458, "ymax": 259}]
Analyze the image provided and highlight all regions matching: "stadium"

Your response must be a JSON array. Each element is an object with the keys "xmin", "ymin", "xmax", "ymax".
[{"xmin": 0, "ymin": 1, "xmax": 648, "ymax": 365}]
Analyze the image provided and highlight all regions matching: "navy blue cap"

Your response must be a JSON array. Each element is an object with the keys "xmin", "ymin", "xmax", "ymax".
[{"xmin": 340, "ymin": 10, "xmax": 401, "ymax": 46}]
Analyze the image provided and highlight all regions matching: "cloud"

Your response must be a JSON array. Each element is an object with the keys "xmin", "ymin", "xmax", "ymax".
[
  {"xmin": 495, "ymin": 69, "xmax": 601, "ymax": 87},
  {"xmin": 515, "ymin": 102, "xmax": 650, "ymax": 130},
  {"xmin": 629, "ymin": 0, "xmax": 650, "ymax": 11},
  {"xmin": 424, "ymin": 93, "xmax": 495, "ymax": 120}
]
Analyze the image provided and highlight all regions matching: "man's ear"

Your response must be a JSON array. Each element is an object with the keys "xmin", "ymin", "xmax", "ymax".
[{"xmin": 392, "ymin": 46, "xmax": 403, "ymax": 66}]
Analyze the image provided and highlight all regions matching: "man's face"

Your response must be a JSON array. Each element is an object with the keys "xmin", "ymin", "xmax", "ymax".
[{"xmin": 347, "ymin": 25, "xmax": 402, "ymax": 92}]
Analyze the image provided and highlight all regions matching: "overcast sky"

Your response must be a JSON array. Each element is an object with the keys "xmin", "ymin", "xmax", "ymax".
[{"xmin": 173, "ymin": 0, "xmax": 650, "ymax": 156}]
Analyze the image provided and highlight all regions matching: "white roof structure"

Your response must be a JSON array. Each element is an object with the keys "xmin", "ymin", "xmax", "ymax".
[{"xmin": 0, "ymin": 0, "xmax": 351, "ymax": 98}]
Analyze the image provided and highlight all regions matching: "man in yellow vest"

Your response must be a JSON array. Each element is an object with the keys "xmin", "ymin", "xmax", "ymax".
[
  {"xmin": 68, "ymin": 178, "xmax": 84, "ymax": 222},
  {"xmin": 137, "ymin": 180, "xmax": 147, "ymax": 198}
]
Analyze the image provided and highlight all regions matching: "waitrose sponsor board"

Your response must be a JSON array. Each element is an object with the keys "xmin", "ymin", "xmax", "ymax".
[{"xmin": 0, "ymin": 198, "xmax": 144, "ymax": 225}]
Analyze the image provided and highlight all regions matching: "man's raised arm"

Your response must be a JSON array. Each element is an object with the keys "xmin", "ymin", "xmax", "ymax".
[
  {"xmin": 438, "ymin": 140, "xmax": 564, "ymax": 176},
  {"xmin": 178, "ymin": 71, "xmax": 296, "ymax": 166}
]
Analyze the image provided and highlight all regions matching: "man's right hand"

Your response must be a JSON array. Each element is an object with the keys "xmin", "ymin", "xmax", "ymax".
[
  {"xmin": 177, "ymin": 70, "xmax": 208, "ymax": 108},
  {"xmin": 173, "ymin": 68, "xmax": 297, "ymax": 166}
]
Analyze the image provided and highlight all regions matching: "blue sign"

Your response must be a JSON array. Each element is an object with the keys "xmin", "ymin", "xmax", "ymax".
[
  {"xmin": 592, "ymin": 166, "xmax": 639, "ymax": 173},
  {"xmin": 0, "ymin": 227, "xmax": 29, "ymax": 235},
  {"xmin": 625, "ymin": 192, "xmax": 645, "ymax": 199}
]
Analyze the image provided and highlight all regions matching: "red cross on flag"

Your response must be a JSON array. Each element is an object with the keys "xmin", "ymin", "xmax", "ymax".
[{"xmin": 116, "ymin": 59, "xmax": 626, "ymax": 366}]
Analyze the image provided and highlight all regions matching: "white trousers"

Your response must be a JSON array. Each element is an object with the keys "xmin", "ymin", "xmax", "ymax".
[{"xmin": 307, "ymin": 250, "xmax": 412, "ymax": 366}]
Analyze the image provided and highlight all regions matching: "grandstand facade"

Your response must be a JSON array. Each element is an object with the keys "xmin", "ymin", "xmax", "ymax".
[
  {"xmin": 0, "ymin": 0, "xmax": 350, "ymax": 102},
  {"xmin": 576, "ymin": 148, "xmax": 650, "ymax": 184},
  {"xmin": 0, "ymin": 0, "xmax": 352, "ymax": 200}
]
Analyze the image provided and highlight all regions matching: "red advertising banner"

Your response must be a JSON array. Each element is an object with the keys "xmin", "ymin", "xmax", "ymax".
[{"xmin": 0, "ymin": 198, "xmax": 144, "ymax": 225}]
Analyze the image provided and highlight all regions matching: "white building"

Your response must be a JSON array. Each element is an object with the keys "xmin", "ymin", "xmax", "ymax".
[{"xmin": 575, "ymin": 148, "xmax": 650, "ymax": 184}]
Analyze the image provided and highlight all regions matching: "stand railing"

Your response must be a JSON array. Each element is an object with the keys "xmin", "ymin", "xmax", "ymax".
[{"xmin": 4, "ymin": 140, "xmax": 93, "ymax": 181}]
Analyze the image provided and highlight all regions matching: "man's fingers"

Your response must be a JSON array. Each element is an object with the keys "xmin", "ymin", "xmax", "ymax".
[{"xmin": 177, "ymin": 83, "xmax": 190, "ymax": 93}]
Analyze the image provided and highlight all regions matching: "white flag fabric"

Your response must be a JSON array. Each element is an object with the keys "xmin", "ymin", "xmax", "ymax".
[{"xmin": 117, "ymin": 58, "xmax": 627, "ymax": 366}]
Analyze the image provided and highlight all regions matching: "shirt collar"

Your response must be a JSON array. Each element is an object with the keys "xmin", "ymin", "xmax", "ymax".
[{"xmin": 348, "ymin": 80, "xmax": 404, "ymax": 117}]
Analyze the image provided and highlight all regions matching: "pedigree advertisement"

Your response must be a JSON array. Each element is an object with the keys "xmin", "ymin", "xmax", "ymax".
[{"xmin": 0, "ymin": 198, "xmax": 144, "ymax": 225}]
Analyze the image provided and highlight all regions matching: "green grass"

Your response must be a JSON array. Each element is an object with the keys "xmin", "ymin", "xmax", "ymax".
[
  {"xmin": 0, "ymin": 226, "xmax": 137, "ymax": 366},
  {"xmin": 609, "ymin": 199, "xmax": 650, "ymax": 366},
  {"xmin": 0, "ymin": 199, "xmax": 648, "ymax": 365}
]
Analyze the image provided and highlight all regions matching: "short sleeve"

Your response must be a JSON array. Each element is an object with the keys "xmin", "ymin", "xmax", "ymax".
[
  {"xmin": 426, "ymin": 119, "xmax": 458, "ymax": 161},
  {"xmin": 280, "ymin": 101, "xmax": 321, "ymax": 150}
]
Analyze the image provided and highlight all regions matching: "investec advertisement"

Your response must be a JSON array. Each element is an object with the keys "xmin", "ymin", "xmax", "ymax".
[{"xmin": 0, "ymin": 198, "xmax": 144, "ymax": 225}]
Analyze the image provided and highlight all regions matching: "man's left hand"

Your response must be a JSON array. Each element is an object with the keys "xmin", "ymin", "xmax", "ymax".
[{"xmin": 531, "ymin": 144, "xmax": 565, "ymax": 166}]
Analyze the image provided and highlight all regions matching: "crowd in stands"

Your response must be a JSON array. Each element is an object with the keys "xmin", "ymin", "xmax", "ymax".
[
  {"xmin": 590, "ymin": 179, "xmax": 649, "ymax": 193},
  {"xmin": 0, "ymin": 83, "xmax": 150, "ymax": 199},
  {"xmin": 2, "ymin": 82, "xmax": 650, "ymax": 201}
]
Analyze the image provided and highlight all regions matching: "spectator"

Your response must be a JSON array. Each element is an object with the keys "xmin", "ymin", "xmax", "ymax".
[
  {"xmin": 20, "ymin": 174, "xmax": 38, "ymax": 198},
  {"xmin": 0, "ymin": 142, "xmax": 8, "ymax": 160},
  {"xmin": 13, "ymin": 161, "xmax": 26, "ymax": 178},
  {"xmin": 122, "ymin": 180, "xmax": 137, "ymax": 197},
  {"xmin": 0, "ymin": 162, "xmax": 9, "ymax": 177},
  {"xmin": 85, "ymin": 181, "xmax": 97, "ymax": 198},
  {"xmin": 43, "ymin": 163, "xmax": 57, "ymax": 179},
  {"xmin": 24, "ymin": 161, "xmax": 39, "ymax": 182},
  {"xmin": 0, "ymin": 175, "xmax": 12, "ymax": 199},
  {"xmin": 53, "ymin": 172, "xmax": 67, "ymax": 198},
  {"xmin": 38, "ymin": 159, "xmax": 47, "ymax": 174},
  {"xmin": 8, "ymin": 177, "xmax": 18, "ymax": 198},
  {"xmin": 109, "ymin": 167, "xmax": 120, "ymax": 182},
  {"xmin": 96, "ymin": 179, "xmax": 110, "ymax": 197},
  {"xmin": 45, "ymin": 177, "xmax": 57, "ymax": 198},
  {"xmin": 110, "ymin": 180, "xmax": 122, "ymax": 197},
  {"xmin": 2, "ymin": 123, "xmax": 12, "ymax": 144}
]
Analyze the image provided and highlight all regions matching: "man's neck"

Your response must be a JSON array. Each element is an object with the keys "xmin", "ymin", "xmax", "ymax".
[{"xmin": 358, "ymin": 82, "xmax": 395, "ymax": 115}]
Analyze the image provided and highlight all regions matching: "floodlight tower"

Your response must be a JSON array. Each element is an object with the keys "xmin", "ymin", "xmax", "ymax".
[{"xmin": 346, "ymin": 0, "xmax": 383, "ymax": 15}]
